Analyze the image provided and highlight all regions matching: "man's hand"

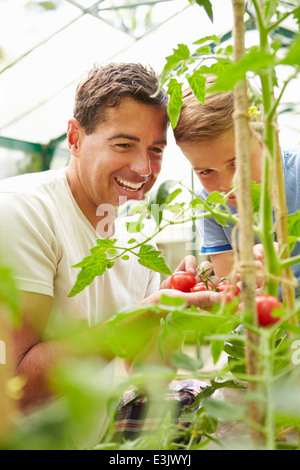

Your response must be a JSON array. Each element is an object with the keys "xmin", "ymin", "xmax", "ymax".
[{"xmin": 142, "ymin": 287, "xmax": 221, "ymax": 309}]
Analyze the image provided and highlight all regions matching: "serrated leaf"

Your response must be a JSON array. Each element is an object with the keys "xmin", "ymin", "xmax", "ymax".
[
  {"xmin": 212, "ymin": 47, "xmax": 275, "ymax": 92},
  {"xmin": 167, "ymin": 79, "xmax": 183, "ymax": 129},
  {"xmin": 187, "ymin": 71, "xmax": 206, "ymax": 104},
  {"xmin": 69, "ymin": 238, "xmax": 117, "ymax": 297},
  {"xmin": 68, "ymin": 254, "xmax": 108, "ymax": 297},
  {"xmin": 137, "ymin": 245, "xmax": 171, "ymax": 275},
  {"xmin": 159, "ymin": 43, "xmax": 192, "ymax": 89},
  {"xmin": 163, "ymin": 44, "xmax": 191, "ymax": 75}
]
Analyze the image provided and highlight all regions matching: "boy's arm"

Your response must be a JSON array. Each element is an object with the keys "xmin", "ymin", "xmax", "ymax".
[{"xmin": 210, "ymin": 251, "xmax": 235, "ymax": 278}]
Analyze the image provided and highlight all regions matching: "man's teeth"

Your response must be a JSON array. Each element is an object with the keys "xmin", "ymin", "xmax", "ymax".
[{"xmin": 115, "ymin": 177, "xmax": 144, "ymax": 191}]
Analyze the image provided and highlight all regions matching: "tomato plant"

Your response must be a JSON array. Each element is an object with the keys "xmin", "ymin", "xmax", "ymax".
[
  {"xmin": 170, "ymin": 271, "xmax": 196, "ymax": 292},
  {"xmin": 255, "ymin": 295, "xmax": 282, "ymax": 327}
]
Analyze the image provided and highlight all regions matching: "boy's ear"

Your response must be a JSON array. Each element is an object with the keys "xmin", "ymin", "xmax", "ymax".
[{"xmin": 67, "ymin": 119, "xmax": 82, "ymax": 157}]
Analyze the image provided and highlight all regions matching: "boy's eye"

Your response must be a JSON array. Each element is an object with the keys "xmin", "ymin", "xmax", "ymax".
[{"xmin": 198, "ymin": 169, "xmax": 213, "ymax": 176}]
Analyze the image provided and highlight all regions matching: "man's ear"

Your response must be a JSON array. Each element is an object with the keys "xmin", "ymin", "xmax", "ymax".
[{"xmin": 67, "ymin": 119, "xmax": 82, "ymax": 157}]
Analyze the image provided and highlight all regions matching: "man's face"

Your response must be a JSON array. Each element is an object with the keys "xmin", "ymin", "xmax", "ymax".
[
  {"xmin": 68, "ymin": 97, "xmax": 168, "ymax": 220},
  {"xmin": 179, "ymin": 129, "xmax": 262, "ymax": 207}
]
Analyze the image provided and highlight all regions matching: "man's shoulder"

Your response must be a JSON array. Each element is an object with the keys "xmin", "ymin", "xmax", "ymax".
[{"xmin": 0, "ymin": 167, "xmax": 67, "ymax": 195}]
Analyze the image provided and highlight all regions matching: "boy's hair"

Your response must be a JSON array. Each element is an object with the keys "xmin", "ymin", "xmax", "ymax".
[
  {"xmin": 174, "ymin": 75, "xmax": 234, "ymax": 144},
  {"xmin": 73, "ymin": 62, "xmax": 168, "ymax": 135}
]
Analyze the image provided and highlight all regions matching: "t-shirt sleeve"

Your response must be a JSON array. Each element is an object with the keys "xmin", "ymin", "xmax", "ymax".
[
  {"xmin": 0, "ymin": 192, "xmax": 58, "ymax": 296},
  {"xmin": 197, "ymin": 215, "xmax": 232, "ymax": 255}
]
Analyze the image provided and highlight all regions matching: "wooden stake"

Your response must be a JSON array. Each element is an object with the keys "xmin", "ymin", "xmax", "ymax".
[{"xmin": 231, "ymin": 0, "xmax": 262, "ymax": 446}]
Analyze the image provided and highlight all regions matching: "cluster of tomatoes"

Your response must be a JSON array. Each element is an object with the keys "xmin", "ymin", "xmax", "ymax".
[
  {"xmin": 170, "ymin": 270, "xmax": 283, "ymax": 327},
  {"xmin": 170, "ymin": 271, "xmax": 240, "ymax": 301}
]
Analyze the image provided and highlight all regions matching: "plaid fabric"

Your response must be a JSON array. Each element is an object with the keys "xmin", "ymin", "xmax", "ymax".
[{"xmin": 113, "ymin": 379, "xmax": 207, "ymax": 442}]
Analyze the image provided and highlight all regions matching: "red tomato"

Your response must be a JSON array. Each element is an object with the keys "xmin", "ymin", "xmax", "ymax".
[
  {"xmin": 255, "ymin": 295, "xmax": 282, "ymax": 327},
  {"xmin": 220, "ymin": 292, "xmax": 233, "ymax": 304},
  {"xmin": 170, "ymin": 271, "xmax": 196, "ymax": 292},
  {"xmin": 191, "ymin": 281, "xmax": 214, "ymax": 292},
  {"xmin": 217, "ymin": 282, "xmax": 240, "ymax": 297}
]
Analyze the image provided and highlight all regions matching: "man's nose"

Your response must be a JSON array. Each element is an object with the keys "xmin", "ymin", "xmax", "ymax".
[{"xmin": 129, "ymin": 151, "xmax": 152, "ymax": 177}]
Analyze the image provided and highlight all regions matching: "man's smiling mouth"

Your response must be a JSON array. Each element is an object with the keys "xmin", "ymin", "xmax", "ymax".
[{"xmin": 115, "ymin": 177, "xmax": 146, "ymax": 192}]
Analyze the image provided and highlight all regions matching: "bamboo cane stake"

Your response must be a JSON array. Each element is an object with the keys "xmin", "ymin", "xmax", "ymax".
[{"xmin": 231, "ymin": 0, "xmax": 262, "ymax": 446}]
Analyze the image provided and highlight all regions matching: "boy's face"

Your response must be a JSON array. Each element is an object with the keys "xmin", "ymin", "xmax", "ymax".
[{"xmin": 178, "ymin": 129, "xmax": 262, "ymax": 207}]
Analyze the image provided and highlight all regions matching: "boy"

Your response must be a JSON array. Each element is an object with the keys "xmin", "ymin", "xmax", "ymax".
[{"xmin": 173, "ymin": 76, "xmax": 300, "ymax": 288}]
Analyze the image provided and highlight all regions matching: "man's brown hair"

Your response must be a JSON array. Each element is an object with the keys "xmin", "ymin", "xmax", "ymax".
[{"xmin": 73, "ymin": 62, "xmax": 168, "ymax": 135}]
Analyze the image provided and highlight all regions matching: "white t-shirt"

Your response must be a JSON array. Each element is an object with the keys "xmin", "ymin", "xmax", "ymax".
[
  {"xmin": 0, "ymin": 167, "xmax": 162, "ymax": 447},
  {"xmin": 0, "ymin": 167, "xmax": 160, "ymax": 328}
]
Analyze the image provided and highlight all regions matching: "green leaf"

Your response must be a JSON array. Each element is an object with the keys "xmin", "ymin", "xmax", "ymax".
[
  {"xmin": 158, "ymin": 43, "xmax": 193, "ymax": 93},
  {"xmin": 251, "ymin": 181, "xmax": 261, "ymax": 214},
  {"xmin": 171, "ymin": 350, "xmax": 203, "ymax": 371},
  {"xmin": 187, "ymin": 71, "xmax": 207, "ymax": 104},
  {"xmin": 280, "ymin": 33, "xmax": 300, "ymax": 67},
  {"xmin": 206, "ymin": 190, "xmax": 228, "ymax": 205},
  {"xmin": 193, "ymin": 35, "xmax": 220, "ymax": 46},
  {"xmin": 126, "ymin": 213, "xmax": 147, "ymax": 233},
  {"xmin": 68, "ymin": 253, "xmax": 108, "ymax": 297},
  {"xmin": 38, "ymin": 1, "xmax": 57, "ymax": 9},
  {"xmin": 203, "ymin": 398, "xmax": 247, "ymax": 421},
  {"xmin": 189, "ymin": 0, "xmax": 213, "ymax": 22},
  {"xmin": 162, "ymin": 44, "xmax": 191, "ymax": 79},
  {"xmin": 68, "ymin": 238, "xmax": 117, "ymax": 297},
  {"xmin": 212, "ymin": 47, "xmax": 275, "ymax": 92},
  {"xmin": 287, "ymin": 211, "xmax": 300, "ymax": 238},
  {"xmin": 287, "ymin": 211, "xmax": 300, "ymax": 250},
  {"xmin": 147, "ymin": 179, "xmax": 180, "ymax": 225},
  {"xmin": 167, "ymin": 79, "xmax": 183, "ymax": 129},
  {"xmin": 137, "ymin": 245, "xmax": 171, "ymax": 275},
  {"xmin": 150, "ymin": 179, "xmax": 179, "ymax": 206}
]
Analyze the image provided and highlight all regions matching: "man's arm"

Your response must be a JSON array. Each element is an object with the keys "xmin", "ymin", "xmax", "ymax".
[{"xmin": 12, "ymin": 291, "xmax": 116, "ymax": 412}]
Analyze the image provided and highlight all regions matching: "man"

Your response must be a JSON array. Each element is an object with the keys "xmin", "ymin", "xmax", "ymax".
[{"xmin": 0, "ymin": 63, "xmax": 218, "ymax": 422}]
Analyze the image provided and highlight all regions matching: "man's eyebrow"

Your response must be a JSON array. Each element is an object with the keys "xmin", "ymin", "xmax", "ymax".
[
  {"xmin": 152, "ymin": 139, "xmax": 167, "ymax": 146},
  {"xmin": 108, "ymin": 134, "xmax": 167, "ymax": 146},
  {"xmin": 108, "ymin": 134, "xmax": 140, "ymax": 142}
]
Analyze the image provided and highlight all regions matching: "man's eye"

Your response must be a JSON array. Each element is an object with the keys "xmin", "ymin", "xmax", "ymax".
[
  {"xmin": 116, "ymin": 143, "xmax": 131, "ymax": 149},
  {"xmin": 150, "ymin": 147, "xmax": 164, "ymax": 156}
]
